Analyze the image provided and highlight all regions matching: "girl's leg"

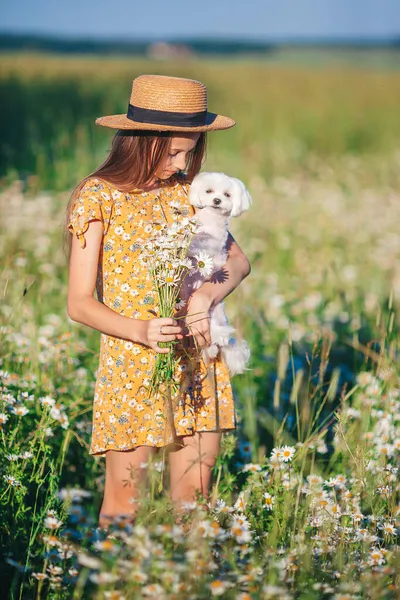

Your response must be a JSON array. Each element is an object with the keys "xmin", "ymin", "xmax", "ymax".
[
  {"xmin": 100, "ymin": 446, "xmax": 157, "ymax": 528},
  {"xmin": 168, "ymin": 431, "xmax": 221, "ymax": 514}
]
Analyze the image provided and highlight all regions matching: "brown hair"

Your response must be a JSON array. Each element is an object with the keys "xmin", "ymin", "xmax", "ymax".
[{"xmin": 63, "ymin": 129, "xmax": 207, "ymax": 259}]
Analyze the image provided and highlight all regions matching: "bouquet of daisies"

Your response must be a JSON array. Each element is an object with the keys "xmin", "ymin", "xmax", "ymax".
[{"xmin": 141, "ymin": 202, "xmax": 214, "ymax": 403}]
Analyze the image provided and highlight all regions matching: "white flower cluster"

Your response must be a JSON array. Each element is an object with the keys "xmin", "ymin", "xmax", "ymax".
[{"xmin": 139, "ymin": 211, "xmax": 199, "ymax": 292}]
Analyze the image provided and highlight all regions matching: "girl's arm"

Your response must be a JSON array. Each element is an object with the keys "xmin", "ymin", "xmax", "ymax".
[
  {"xmin": 67, "ymin": 221, "xmax": 182, "ymax": 353},
  {"xmin": 195, "ymin": 232, "xmax": 250, "ymax": 306},
  {"xmin": 184, "ymin": 232, "xmax": 250, "ymax": 347}
]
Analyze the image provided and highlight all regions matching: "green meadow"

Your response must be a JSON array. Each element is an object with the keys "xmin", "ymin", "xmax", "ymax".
[{"xmin": 1, "ymin": 52, "xmax": 400, "ymax": 599}]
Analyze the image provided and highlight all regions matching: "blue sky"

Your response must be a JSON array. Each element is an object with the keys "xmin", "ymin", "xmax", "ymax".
[{"xmin": 2, "ymin": 0, "xmax": 400, "ymax": 40}]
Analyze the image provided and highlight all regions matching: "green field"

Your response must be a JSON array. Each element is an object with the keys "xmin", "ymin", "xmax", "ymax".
[{"xmin": 1, "ymin": 53, "xmax": 400, "ymax": 599}]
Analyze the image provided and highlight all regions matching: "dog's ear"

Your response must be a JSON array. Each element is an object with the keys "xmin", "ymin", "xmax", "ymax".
[
  {"xmin": 230, "ymin": 177, "xmax": 252, "ymax": 217},
  {"xmin": 188, "ymin": 172, "xmax": 212, "ymax": 208}
]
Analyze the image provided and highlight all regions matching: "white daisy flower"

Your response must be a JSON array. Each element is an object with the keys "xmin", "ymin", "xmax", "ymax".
[
  {"xmin": 44, "ymin": 516, "xmax": 63, "ymax": 530},
  {"xmin": 175, "ymin": 298, "xmax": 186, "ymax": 310},
  {"xmin": 11, "ymin": 406, "xmax": 29, "ymax": 417},
  {"xmin": 242, "ymin": 463, "xmax": 262, "ymax": 473},
  {"xmin": 263, "ymin": 492, "xmax": 275, "ymax": 510},
  {"xmin": 194, "ymin": 252, "xmax": 214, "ymax": 277}
]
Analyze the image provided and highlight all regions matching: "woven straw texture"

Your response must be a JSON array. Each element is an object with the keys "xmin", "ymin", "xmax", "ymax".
[{"xmin": 95, "ymin": 74, "xmax": 235, "ymax": 132}]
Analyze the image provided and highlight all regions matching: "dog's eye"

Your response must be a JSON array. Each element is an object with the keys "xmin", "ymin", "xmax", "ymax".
[
  {"xmin": 224, "ymin": 192, "xmax": 231, "ymax": 198},
  {"xmin": 206, "ymin": 189, "xmax": 213, "ymax": 194}
]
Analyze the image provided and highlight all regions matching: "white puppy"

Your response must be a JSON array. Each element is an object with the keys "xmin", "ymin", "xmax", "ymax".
[{"xmin": 180, "ymin": 171, "xmax": 252, "ymax": 376}]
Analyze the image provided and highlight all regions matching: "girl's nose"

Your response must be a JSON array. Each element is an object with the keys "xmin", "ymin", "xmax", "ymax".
[{"xmin": 174, "ymin": 155, "xmax": 187, "ymax": 171}]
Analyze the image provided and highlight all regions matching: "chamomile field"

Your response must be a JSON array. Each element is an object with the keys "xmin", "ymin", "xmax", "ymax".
[{"xmin": 1, "ymin": 52, "xmax": 400, "ymax": 599}]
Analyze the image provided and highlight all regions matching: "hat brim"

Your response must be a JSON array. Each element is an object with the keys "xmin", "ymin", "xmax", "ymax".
[{"xmin": 95, "ymin": 111, "xmax": 235, "ymax": 132}]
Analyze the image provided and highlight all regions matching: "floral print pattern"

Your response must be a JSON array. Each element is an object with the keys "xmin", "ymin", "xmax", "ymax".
[{"xmin": 68, "ymin": 176, "xmax": 236, "ymax": 455}]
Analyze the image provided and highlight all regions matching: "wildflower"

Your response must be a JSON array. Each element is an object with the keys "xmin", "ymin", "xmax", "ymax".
[
  {"xmin": 6, "ymin": 454, "xmax": 20, "ymax": 461},
  {"xmin": 334, "ymin": 474, "xmax": 346, "ymax": 487},
  {"xmin": 280, "ymin": 445, "xmax": 296, "ymax": 462},
  {"xmin": 104, "ymin": 592, "xmax": 126, "ymax": 600},
  {"xmin": 175, "ymin": 298, "xmax": 186, "ymax": 310},
  {"xmin": 11, "ymin": 405, "xmax": 29, "ymax": 416},
  {"xmin": 316, "ymin": 440, "xmax": 328, "ymax": 454},
  {"xmin": 47, "ymin": 565, "xmax": 63, "ymax": 575},
  {"xmin": 326, "ymin": 503, "xmax": 342, "ymax": 518},
  {"xmin": 44, "ymin": 516, "xmax": 63, "ymax": 530},
  {"xmin": 58, "ymin": 488, "xmax": 91, "ymax": 502},
  {"xmin": 231, "ymin": 524, "xmax": 252, "ymax": 544},
  {"xmin": 77, "ymin": 553, "xmax": 103, "ymax": 569},
  {"xmin": 382, "ymin": 522, "xmax": 396, "ymax": 535},
  {"xmin": 0, "ymin": 413, "xmax": 9, "ymax": 424},
  {"xmin": 194, "ymin": 252, "xmax": 214, "ymax": 277},
  {"xmin": 356, "ymin": 372, "xmax": 374, "ymax": 387},
  {"xmin": 194, "ymin": 520, "xmax": 211, "ymax": 538},
  {"xmin": 94, "ymin": 539, "xmax": 118, "ymax": 553},
  {"xmin": 306, "ymin": 474, "xmax": 323, "ymax": 487},
  {"xmin": 179, "ymin": 257, "xmax": 192, "ymax": 270},
  {"xmin": 233, "ymin": 514, "xmax": 251, "ymax": 528},
  {"xmin": 68, "ymin": 568, "xmax": 79, "ymax": 578},
  {"xmin": 369, "ymin": 548, "xmax": 385, "ymax": 566},
  {"xmin": 142, "ymin": 583, "xmax": 165, "ymax": 597},
  {"xmin": 210, "ymin": 499, "xmax": 234, "ymax": 513},
  {"xmin": 39, "ymin": 395, "xmax": 56, "ymax": 407},
  {"xmin": 377, "ymin": 485, "xmax": 392, "ymax": 498},
  {"xmin": 234, "ymin": 491, "xmax": 248, "ymax": 512},
  {"xmin": 270, "ymin": 445, "xmax": 295, "ymax": 463},
  {"xmin": 242, "ymin": 463, "xmax": 262, "ymax": 473},
  {"xmin": 263, "ymin": 492, "xmax": 275, "ymax": 510},
  {"xmin": 324, "ymin": 477, "xmax": 337, "ymax": 488},
  {"xmin": 129, "ymin": 571, "xmax": 148, "ymax": 584},
  {"xmin": 32, "ymin": 573, "xmax": 48, "ymax": 580},
  {"xmin": 207, "ymin": 520, "xmax": 227, "ymax": 540},
  {"xmin": 3, "ymin": 475, "xmax": 21, "ymax": 487},
  {"xmin": 208, "ymin": 580, "xmax": 231, "ymax": 596},
  {"xmin": 44, "ymin": 427, "xmax": 54, "ymax": 437},
  {"xmin": 262, "ymin": 584, "xmax": 289, "ymax": 597},
  {"xmin": 89, "ymin": 572, "xmax": 119, "ymax": 584}
]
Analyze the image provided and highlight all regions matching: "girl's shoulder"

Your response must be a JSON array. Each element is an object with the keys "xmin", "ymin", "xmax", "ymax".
[{"xmin": 79, "ymin": 176, "xmax": 114, "ymax": 197}]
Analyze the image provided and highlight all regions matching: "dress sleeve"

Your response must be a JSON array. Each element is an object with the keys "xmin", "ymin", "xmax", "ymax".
[{"xmin": 68, "ymin": 178, "xmax": 114, "ymax": 249}]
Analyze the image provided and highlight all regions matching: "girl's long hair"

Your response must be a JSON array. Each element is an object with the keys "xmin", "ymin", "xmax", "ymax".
[{"xmin": 63, "ymin": 129, "xmax": 207, "ymax": 260}]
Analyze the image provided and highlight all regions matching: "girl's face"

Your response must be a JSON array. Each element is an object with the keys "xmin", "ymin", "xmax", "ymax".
[{"xmin": 154, "ymin": 132, "xmax": 201, "ymax": 180}]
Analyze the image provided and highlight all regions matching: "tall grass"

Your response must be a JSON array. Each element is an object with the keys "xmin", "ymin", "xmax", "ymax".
[
  {"xmin": 1, "ymin": 54, "xmax": 400, "ymax": 189},
  {"xmin": 0, "ymin": 54, "xmax": 400, "ymax": 598}
]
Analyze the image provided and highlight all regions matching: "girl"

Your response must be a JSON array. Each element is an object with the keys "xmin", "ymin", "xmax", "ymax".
[{"xmin": 65, "ymin": 74, "xmax": 250, "ymax": 527}]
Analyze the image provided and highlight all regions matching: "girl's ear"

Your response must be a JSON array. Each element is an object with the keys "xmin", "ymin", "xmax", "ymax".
[
  {"xmin": 188, "ymin": 171, "xmax": 209, "ymax": 208},
  {"xmin": 230, "ymin": 177, "xmax": 252, "ymax": 217}
]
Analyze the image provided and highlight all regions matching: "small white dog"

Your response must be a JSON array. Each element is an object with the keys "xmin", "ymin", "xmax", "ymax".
[{"xmin": 180, "ymin": 171, "xmax": 252, "ymax": 376}]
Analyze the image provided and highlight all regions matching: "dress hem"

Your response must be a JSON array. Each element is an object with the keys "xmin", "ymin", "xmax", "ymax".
[{"xmin": 89, "ymin": 426, "xmax": 237, "ymax": 457}]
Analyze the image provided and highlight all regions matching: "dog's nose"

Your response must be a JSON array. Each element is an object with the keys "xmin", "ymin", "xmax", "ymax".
[{"xmin": 213, "ymin": 197, "xmax": 221, "ymax": 206}]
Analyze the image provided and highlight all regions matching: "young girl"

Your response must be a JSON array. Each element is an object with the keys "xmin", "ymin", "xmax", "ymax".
[{"xmin": 65, "ymin": 74, "xmax": 250, "ymax": 527}]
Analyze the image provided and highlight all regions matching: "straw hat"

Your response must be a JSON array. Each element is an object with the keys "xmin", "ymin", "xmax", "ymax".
[{"xmin": 95, "ymin": 74, "xmax": 235, "ymax": 132}]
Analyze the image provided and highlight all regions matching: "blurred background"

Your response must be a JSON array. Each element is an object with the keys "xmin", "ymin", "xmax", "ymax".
[
  {"xmin": 2, "ymin": 5, "xmax": 400, "ymax": 595},
  {"xmin": 1, "ymin": 0, "xmax": 400, "ymax": 452}
]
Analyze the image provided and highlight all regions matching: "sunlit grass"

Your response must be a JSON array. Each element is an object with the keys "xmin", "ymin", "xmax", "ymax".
[{"xmin": 1, "ymin": 54, "xmax": 400, "ymax": 598}]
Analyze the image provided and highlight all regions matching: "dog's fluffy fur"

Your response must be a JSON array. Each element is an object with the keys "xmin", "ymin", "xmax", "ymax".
[{"xmin": 180, "ymin": 171, "xmax": 252, "ymax": 376}]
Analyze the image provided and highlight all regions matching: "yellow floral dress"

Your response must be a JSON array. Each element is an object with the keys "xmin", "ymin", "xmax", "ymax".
[{"xmin": 68, "ymin": 175, "xmax": 237, "ymax": 455}]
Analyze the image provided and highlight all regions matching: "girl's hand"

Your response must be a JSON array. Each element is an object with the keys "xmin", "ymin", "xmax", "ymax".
[
  {"xmin": 183, "ymin": 291, "xmax": 212, "ymax": 349},
  {"xmin": 133, "ymin": 318, "xmax": 183, "ymax": 354}
]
